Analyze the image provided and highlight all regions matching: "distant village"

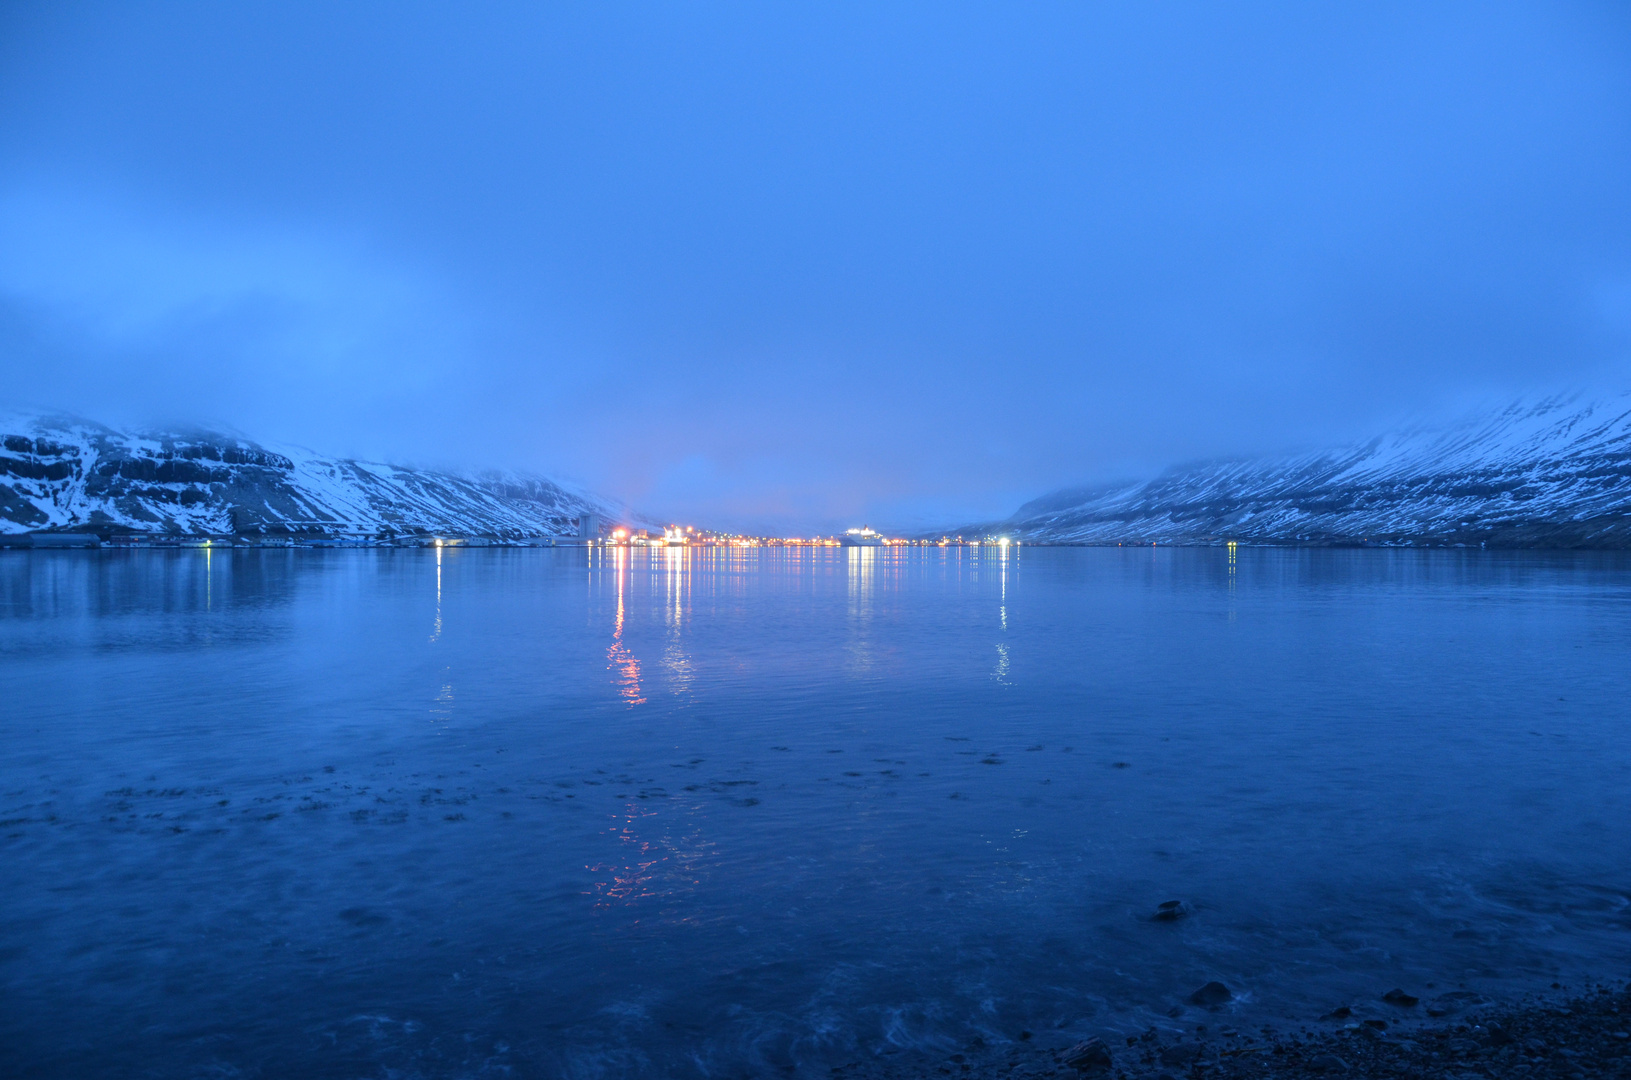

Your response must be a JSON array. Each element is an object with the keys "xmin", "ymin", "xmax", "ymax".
[{"xmin": 0, "ymin": 513, "xmax": 1015, "ymax": 550}]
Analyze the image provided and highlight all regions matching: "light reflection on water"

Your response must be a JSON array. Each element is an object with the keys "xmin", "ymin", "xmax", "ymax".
[
  {"xmin": 661, "ymin": 546, "xmax": 693, "ymax": 695},
  {"xmin": 607, "ymin": 546, "xmax": 647, "ymax": 706},
  {"xmin": 430, "ymin": 542, "xmax": 443, "ymax": 642},
  {"xmin": 2, "ymin": 546, "xmax": 1631, "ymax": 1078}
]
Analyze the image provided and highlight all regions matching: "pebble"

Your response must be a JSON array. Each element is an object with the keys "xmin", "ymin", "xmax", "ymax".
[
  {"xmin": 1426, "ymin": 989, "xmax": 1485, "ymax": 1017},
  {"xmin": 1058, "ymin": 1037, "xmax": 1111, "ymax": 1072},
  {"xmin": 1152, "ymin": 899, "xmax": 1190, "ymax": 922},
  {"xmin": 1158, "ymin": 1042, "xmax": 1202, "ymax": 1066},
  {"xmin": 1307, "ymin": 1053, "xmax": 1350, "ymax": 1073},
  {"xmin": 1381, "ymin": 988, "xmax": 1419, "ymax": 1007}
]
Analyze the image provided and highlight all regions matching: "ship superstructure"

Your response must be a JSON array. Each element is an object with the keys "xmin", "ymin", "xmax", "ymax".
[{"xmin": 840, "ymin": 526, "xmax": 886, "ymax": 547}]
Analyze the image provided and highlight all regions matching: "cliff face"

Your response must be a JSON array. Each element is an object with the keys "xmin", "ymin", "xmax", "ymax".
[
  {"xmin": 0, "ymin": 412, "xmax": 613, "ymax": 538},
  {"xmin": 981, "ymin": 394, "xmax": 1631, "ymax": 546}
]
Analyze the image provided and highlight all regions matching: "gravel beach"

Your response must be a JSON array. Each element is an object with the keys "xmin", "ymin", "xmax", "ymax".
[{"xmin": 841, "ymin": 982, "xmax": 1631, "ymax": 1080}]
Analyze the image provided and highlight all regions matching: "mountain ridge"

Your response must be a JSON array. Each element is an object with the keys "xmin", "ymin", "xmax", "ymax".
[
  {"xmin": 957, "ymin": 393, "xmax": 1631, "ymax": 547},
  {"xmin": 0, "ymin": 409, "xmax": 621, "ymax": 539}
]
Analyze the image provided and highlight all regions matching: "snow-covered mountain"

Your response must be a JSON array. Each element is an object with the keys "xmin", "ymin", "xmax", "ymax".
[
  {"xmin": 975, "ymin": 394, "xmax": 1631, "ymax": 546},
  {"xmin": 0, "ymin": 410, "xmax": 618, "ymax": 539}
]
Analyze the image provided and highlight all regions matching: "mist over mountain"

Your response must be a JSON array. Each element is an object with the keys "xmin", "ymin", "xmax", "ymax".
[
  {"xmin": 961, "ymin": 394, "xmax": 1631, "ymax": 547},
  {"xmin": 0, "ymin": 410, "xmax": 617, "ymax": 539}
]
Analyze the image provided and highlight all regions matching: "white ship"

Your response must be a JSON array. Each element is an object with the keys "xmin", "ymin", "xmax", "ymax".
[{"xmin": 840, "ymin": 526, "xmax": 886, "ymax": 547}]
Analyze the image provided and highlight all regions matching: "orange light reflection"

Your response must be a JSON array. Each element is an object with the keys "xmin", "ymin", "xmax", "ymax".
[{"xmin": 606, "ymin": 546, "xmax": 646, "ymax": 706}]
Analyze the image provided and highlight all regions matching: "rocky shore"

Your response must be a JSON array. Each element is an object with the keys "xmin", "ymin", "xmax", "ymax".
[{"xmin": 842, "ymin": 982, "xmax": 1631, "ymax": 1080}]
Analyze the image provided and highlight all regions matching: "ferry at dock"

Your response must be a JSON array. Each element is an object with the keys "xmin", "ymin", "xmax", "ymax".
[{"xmin": 840, "ymin": 526, "xmax": 886, "ymax": 547}]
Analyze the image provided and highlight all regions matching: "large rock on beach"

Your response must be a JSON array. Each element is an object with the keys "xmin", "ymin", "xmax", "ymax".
[{"xmin": 1189, "ymin": 980, "xmax": 1233, "ymax": 1006}]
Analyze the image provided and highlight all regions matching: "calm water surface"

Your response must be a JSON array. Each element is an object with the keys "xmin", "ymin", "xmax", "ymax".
[{"xmin": 3, "ymin": 546, "xmax": 1630, "ymax": 1078}]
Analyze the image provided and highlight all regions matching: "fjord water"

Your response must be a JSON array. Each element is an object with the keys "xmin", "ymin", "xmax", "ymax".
[{"xmin": 3, "ymin": 547, "xmax": 1630, "ymax": 1078}]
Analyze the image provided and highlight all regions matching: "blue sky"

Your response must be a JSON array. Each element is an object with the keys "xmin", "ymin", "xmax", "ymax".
[{"xmin": 2, "ymin": 2, "xmax": 1630, "ymax": 533}]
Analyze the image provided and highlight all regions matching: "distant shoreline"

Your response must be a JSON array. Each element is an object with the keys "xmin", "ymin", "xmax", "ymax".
[{"xmin": 14, "ymin": 536, "xmax": 1631, "ymax": 551}]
